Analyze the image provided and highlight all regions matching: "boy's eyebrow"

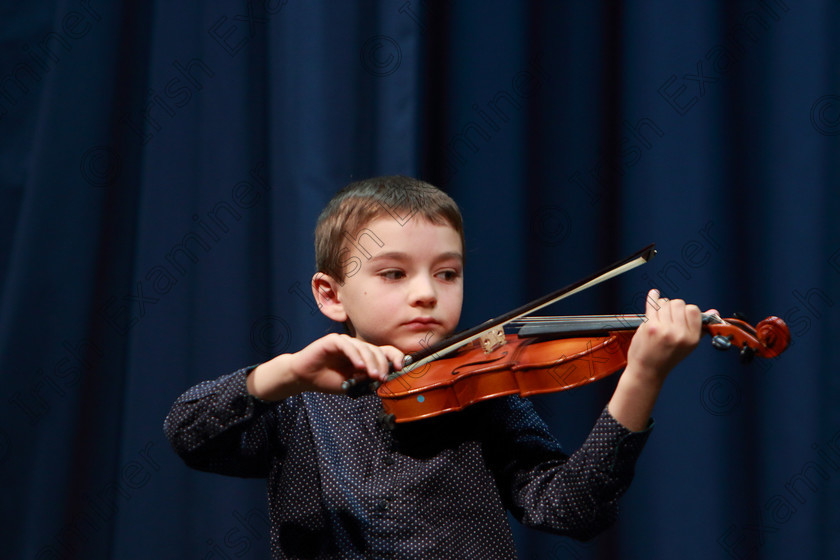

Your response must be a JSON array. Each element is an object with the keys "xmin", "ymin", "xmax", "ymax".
[
  {"xmin": 368, "ymin": 251, "xmax": 409, "ymax": 262},
  {"xmin": 434, "ymin": 251, "xmax": 464, "ymax": 263},
  {"xmin": 369, "ymin": 251, "xmax": 463, "ymax": 263}
]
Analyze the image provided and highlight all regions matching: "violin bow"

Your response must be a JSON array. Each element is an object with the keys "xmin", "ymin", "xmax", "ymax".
[{"xmin": 343, "ymin": 244, "xmax": 657, "ymax": 392}]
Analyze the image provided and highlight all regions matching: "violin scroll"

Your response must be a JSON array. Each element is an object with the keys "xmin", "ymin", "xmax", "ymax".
[
  {"xmin": 703, "ymin": 314, "xmax": 790, "ymax": 360},
  {"xmin": 755, "ymin": 316, "xmax": 791, "ymax": 358}
]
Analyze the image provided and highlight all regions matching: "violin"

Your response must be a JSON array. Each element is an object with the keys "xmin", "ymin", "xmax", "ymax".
[{"xmin": 343, "ymin": 245, "xmax": 791, "ymax": 427}]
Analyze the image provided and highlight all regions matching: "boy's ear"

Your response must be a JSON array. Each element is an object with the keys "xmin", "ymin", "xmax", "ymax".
[{"xmin": 312, "ymin": 272, "xmax": 347, "ymax": 323}]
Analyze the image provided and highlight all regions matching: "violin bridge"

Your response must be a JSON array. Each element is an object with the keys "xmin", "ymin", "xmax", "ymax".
[{"xmin": 479, "ymin": 326, "xmax": 507, "ymax": 354}]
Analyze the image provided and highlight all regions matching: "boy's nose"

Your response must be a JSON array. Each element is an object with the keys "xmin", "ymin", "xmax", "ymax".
[{"xmin": 409, "ymin": 275, "xmax": 437, "ymax": 306}]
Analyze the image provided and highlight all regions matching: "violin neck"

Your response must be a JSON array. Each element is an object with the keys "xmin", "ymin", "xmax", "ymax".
[
  {"xmin": 512, "ymin": 315, "xmax": 643, "ymax": 337},
  {"xmin": 513, "ymin": 313, "xmax": 717, "ymax": 337}
]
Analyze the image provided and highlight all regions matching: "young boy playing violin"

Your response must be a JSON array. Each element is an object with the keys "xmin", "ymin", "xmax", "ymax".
[{"xmin": 165, "ymin": 176, "xmax": 712, "ymax": 559}]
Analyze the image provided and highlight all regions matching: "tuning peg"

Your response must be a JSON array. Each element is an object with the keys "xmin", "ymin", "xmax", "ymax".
[
  {"xmin": 739, "ymin": 345, "xmax": 755, "ymax": 364},
  {"xmin": 732, "ymin": 312, "xmax": 748, "ymax": 322},
  {"xmin": 711, "ymin": 334, "xmax": 733, "ymax": 351}
]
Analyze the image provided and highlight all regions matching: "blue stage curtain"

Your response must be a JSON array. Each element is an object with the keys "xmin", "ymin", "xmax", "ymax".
[{"xmin": 2, "ymin": 1, "xmax": 838, "ymax": 558}]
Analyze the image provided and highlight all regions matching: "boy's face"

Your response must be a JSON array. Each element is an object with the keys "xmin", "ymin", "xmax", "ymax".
[{"xmin": 327, "ymin": 216, "xmax": 463, "ymax": 353}]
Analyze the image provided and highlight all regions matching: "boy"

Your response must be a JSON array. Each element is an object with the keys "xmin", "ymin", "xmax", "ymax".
[{"xmin": 165, "ymin": 176, "xmax": 708, "ymax": 559}]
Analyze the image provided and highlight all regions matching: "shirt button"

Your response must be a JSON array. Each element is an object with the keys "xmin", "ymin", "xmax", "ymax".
[
  {"xmin": 383, "ymin": 455, "xmax": 395, "ymax": 466},
  {"xmin": 376, "ymin": 500, "xmax": 388, "ymax": 511}
]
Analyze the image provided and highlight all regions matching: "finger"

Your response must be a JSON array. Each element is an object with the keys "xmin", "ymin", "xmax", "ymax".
[
  {"xmin": 380, "ymin": 345, "xmax": 405, "ymax": 372},
  {"xmin": 685, "ymin": 304, "xmax": 703, "ymax": 338},
  {"xmin": 368, "ymin": 345, "xmax": 391, "ymax": 381},
  {"xmin": 668, "ymin": 298, "xmax": 685, "ymax": 327},
  {"xmin": 358, "ymin": 342, "xmax": 396, "ymax": 382},
  {"xmin": 352, "ymin": 341, "xmax": 383, "ymax": 378},
  {"xmin": 645, "ymin": 289, "xmax": 661, "ymax": 320},
  {"xmin": 669, "ymin": 299, "xmax": 693, "ymax": 342},
  {"xmin": 657, "ymin": 293, "xmax": 674, "ymax": 324},
  {"xmin": 329, "ymin": 334, "xmax": 366, "ymax": 373},
  {"xmin": 334, "ymin": 335, "xmax": 381, "ymax": 379}
]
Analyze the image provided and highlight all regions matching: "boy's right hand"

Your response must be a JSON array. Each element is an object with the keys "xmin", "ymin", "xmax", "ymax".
[{"xmin": 246, "ymin": 333, "xmax": 405, "ymax": 401}]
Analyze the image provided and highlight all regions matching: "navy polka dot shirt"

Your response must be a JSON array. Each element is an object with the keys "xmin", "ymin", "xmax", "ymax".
[{"xmin": 164, "ymin": 367, "xmax": 651, "ymax": 559}]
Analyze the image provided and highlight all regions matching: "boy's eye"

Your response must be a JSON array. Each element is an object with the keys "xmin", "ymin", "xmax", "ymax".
[
  {"xmin": 437, "ymin": 269, "xmax": 461, "ymax": 282},
  {"xmin": 379, "ymin": 270, "xmax": 405, "ymax": 280}
]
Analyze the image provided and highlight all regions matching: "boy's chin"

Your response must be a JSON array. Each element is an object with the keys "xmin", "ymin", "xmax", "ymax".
[
  {"xmin": 365, "ymin": 329, "xmax": 451, "ymax": 355},
  {"xmin": 395, "ymin": 335, "xmax": 447, "ymax": 355},
  {"xmin": 398, "ymin": 343, "xmax": 426, "ymax": 355}
]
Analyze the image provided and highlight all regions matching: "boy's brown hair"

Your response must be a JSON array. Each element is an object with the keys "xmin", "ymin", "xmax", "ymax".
[{"xmin": 315, "ymin": 176, "xmax": 464, "ymax": 281}]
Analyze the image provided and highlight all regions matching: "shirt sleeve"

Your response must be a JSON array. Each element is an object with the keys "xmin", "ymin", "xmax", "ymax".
[
  {"xmin": 480, "ymin": 397, "xmax": 652, "ymax": 541},
  {"xmin": 163, "ymin": 366, "xmax": 288, "ymax": 478}
]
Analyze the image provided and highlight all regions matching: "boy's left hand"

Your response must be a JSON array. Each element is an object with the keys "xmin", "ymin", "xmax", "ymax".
[
  {"xmin": 608, "ymin": 289, "xmax": 716, "ymax": 431},
  {"xmin": 625, "ymin": 289, "xmax": 715, "ymax": 385}
]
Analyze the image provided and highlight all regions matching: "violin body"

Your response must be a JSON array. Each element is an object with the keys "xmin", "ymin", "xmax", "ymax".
[{"xmin": 377, "ymin": 329, "xmax": 635, "ymax": 423}]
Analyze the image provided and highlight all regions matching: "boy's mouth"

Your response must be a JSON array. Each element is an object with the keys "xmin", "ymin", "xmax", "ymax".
[{"xmin": 402, "ymin": 317, "xmax": 441, "ymax": 329}]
